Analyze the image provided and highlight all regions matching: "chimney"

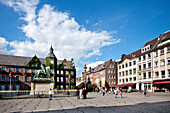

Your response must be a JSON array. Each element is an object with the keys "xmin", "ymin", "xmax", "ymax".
[{"xmin": 121, "ymin": 54, "xmax": 126, "ymax": 60}]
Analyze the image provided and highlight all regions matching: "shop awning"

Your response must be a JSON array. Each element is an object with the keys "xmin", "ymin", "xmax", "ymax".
[
  {"xmin": 125, "ymin": 83, "xmax": 136, "ymax": 86},
  {"xmin": 116, "ymin": 85, "xmax": 124, "ymax": 87},
  {"xmin": 152, "ymin": 81, "xmax": 170, "ymax": 84}
]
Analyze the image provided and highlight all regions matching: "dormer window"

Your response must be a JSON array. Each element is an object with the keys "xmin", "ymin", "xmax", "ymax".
[{"xmin": 141, "ymin": 45, "xmax": 151, "ymax": 53}]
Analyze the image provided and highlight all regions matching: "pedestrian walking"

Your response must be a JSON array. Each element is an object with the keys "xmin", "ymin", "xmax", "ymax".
[
  {"xmin": 49, "ymin": 88, "xmax": 52, "ymax": 100},
  {"xmin": 82, "ymin": 88, "xmax": 87, "ymax": 99},
  {"xmin": 76, "ymin": 89, "xmax": 80, "ymax": 99},
  {"xmin": 144, "ymin": 87, "xmax": 148, "ymax": 97},
  {"xmin": 80, "ymin": 88, "xmax": 83, "ymax": 99},
  {"xmin": 119, "ymin": 88, "xmax": 122, "ymax": 98},
  {"xmin": 103, "ymin": 88, "xmax": 105, "ymax": 96},
  {"xmin": 114, "ymin": 88, "xmax": 118, "ymax": 98}
]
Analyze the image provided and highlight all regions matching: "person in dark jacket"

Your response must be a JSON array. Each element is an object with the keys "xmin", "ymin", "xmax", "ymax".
[
  {"xmin": 82, "ymin": 88, "xmax": 88, "ymax": 99},
  {"xmin": 76, "ymin": 89, "xmax": 80, "ymax": 99}
]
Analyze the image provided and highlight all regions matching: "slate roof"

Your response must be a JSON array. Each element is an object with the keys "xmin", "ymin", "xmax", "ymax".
[
  {"xmin": 119, "ymin": 49, "xmax": 141, "ymax": 63},
  {"xmin": 87, "ymin": 59, "xmax": 115, "ymax": 74},
  {"xmin": 0, "ymin": 54, "xmax": 72, "ymax": 66}
]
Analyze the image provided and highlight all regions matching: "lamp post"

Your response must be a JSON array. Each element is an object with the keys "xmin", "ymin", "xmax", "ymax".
[
  {"xmin": 9, "ymin": 72, "xmax": 12, "ymax": 96},
  {"xmin": 69, "ymin": 74, "xmax": 71, "ymax": 89},
  {"xmin": 84, "ymin": 64, "xmax": 87, "ymax": 89}
]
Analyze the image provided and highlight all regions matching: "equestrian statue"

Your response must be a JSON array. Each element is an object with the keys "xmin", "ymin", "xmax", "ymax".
[{"xmin": 33, "ymin": 63, "xmax": 51, "ymax": 81}]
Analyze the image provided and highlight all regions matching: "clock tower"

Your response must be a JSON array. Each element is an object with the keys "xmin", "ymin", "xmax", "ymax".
[{"xmin": 46, "ymin": 45, "xmax": 57, "ymax": 88}]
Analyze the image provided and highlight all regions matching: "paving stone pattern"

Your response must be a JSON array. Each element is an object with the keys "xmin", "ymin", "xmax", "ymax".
[{"xmin": 0, "ymin": 92, "xmax": 170, "ymax": 113}]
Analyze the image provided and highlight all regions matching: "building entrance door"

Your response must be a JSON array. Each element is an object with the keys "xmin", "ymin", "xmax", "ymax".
[{"xmin": 139, "ymin": 83, "xmax": 141, "ymax": 90}]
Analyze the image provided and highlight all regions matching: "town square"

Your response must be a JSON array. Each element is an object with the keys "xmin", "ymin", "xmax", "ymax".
[
  {"xmin": 0, "ymin": 0, "xmax": 170, "ymax": 113},
  {"xmin": 1, "ymin": 92, "xmax": 170, "ymax": 113}
]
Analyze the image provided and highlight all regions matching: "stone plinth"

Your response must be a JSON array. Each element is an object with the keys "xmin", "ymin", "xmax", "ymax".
[{"xmin": 30, "ymin": 80, "xmax": 54, "ymax": 95}]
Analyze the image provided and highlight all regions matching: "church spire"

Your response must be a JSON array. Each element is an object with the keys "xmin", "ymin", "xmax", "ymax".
[
  {"xmin": 50, "ymin": 45, "xmax": 54, "ymax": 53},
  {"xmin": 46, "ymin": 44, "xmax": 56, "ymax": 58}
]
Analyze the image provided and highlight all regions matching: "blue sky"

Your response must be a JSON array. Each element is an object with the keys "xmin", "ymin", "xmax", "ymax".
[{"xmin": 0, "ymin": 0, "xmax": 170, "ymax": 77}]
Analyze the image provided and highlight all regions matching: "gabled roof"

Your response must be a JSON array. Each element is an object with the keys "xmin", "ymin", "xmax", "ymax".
[
  {"xmin": 0, "ymin": 54, "xmax": 72, "ymax": 67},
  {"xmin": 87, "ymin": 59, "xmax": 116, "ymax": 74},
  {"xmin": 154, "ymin": 31, "xmax": 170, "ymax": 50},
  {"xmin": 119, "ymin": 49, "xmax": 141, "ymax": 63},
  {"xmin": 0, "ymin": 54, "xmax": 32, "ymax": 66},
  {"xmin": 119, "ymin": 33, "xmax": 165, "ymax": 64}
]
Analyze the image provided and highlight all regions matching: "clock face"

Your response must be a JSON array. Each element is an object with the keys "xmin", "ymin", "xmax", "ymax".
[{"xmin": 50, "ymin": 60, "xmax": 54, "ymax": 64}]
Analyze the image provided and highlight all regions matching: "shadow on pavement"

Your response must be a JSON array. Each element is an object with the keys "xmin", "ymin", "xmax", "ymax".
[{"xmin": 28, "ymin": 101, "xmax": 170, "ymax": 113}]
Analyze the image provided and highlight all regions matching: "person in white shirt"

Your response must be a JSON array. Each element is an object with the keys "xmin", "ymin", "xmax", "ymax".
[{"xmin": 49, "ymin": 89, "xmax": 52, "ymax": 100}]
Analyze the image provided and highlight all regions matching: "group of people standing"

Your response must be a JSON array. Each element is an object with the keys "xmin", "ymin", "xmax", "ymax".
[
  {"xmin": 76, "ymin": 88, "xmax": 88, "ymax": 99},
  {"xmin": 114, "ymin": 88, "xmax": 122, "ymax": 98},
  {"xmin": 99, "ymin": 87, "xmax": 123, "ymax": 98}
]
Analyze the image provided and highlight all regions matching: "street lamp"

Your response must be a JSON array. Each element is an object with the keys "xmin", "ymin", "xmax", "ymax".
[
  {"xmin": 84, "ymin": 64, "xmax": 87, "ymax": 89},
  {"xmin": 9, "ymin": 72, "xmax": 12, "ymax": 96}
]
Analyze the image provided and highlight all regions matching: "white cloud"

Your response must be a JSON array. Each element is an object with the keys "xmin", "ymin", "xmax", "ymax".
[
  {"xmin": 86, "ymin": 61, "xmax": 105, "ymax": 70},
  {"xmin": 1, "ymin": 0, "xmax": 120, "ymax": 65},
  {"xmin": 0, "ymin": 37, "xmax": 9, "ymax": 54}
]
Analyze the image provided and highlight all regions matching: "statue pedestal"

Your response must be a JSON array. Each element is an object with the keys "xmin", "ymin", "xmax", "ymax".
[{"xmin": 30, "ymin": 80, "xmax": 54, "ymax": 95}]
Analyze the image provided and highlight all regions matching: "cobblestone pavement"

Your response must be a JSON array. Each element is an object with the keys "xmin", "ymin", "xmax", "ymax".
[{"xmin": 0, "ymin": 92, "xmax": 170, "ymax": 113}]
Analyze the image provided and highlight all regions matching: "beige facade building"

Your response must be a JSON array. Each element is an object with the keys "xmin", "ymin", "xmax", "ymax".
[
  {"xmin": 152, "ymin": 31, "xmax": 170, "ymax": 92},
  {"xmin": 118, "ymin": 31, "xmax": 170, "ymax": 92},
  {"xmin": 117, "ymin": 51, "xmax": 139, "ymax": 90}
]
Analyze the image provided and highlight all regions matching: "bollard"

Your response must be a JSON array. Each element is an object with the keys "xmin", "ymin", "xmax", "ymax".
[{"xmin": 16, "ymin": 90, "xmax": 18, "ymax": 99}]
